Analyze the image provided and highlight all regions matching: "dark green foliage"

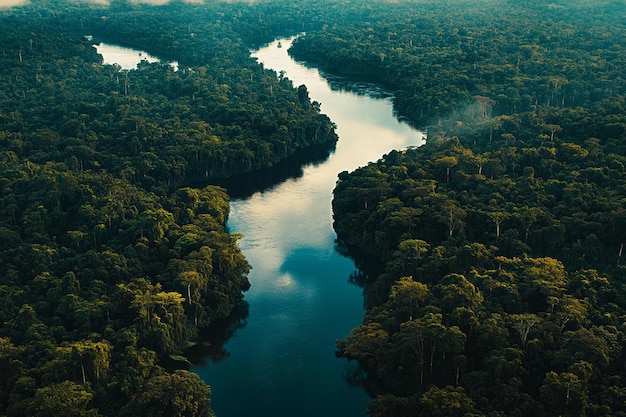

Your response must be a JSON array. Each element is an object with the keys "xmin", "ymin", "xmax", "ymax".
[
  {"xmin": 0, "ymin": 8, "xmax": 337, "ymax": 192},
  {"xmin": 289, "ymin": 1, "xmax": 626, "ymax": 129},
  {"xmin": 0, "ymin": 1, "xmax": 340, "ymax": 415},
  {"xmin": 2, "ymin": 0, "xmax": 626, "ymax": 416},
  {"xmin": 324, "ymin": 1, "xmax": 626, "ymax": 416},
  {"xmin": 333, "ymin": 111, "xmax": 626, "ymax": 415},
  {"xmin": 120, "ymin": 370, "xmax": 214, "ymax": 417}
]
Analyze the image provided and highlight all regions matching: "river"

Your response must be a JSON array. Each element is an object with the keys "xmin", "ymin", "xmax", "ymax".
[
  {"xmin": 95, "ymin": 36, "xmax": 424, "ymax": 417},
  {"xmin": 89, "ymin": 36, "xmax": 178, "ymax": 71}
]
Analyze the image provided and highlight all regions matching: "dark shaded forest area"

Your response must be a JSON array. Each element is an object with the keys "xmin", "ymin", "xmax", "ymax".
[{"xmin": 1, "ymin": 0, "xmax": 625, "ymax": 416}]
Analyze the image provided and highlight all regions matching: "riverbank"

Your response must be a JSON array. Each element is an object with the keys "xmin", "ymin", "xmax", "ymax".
[{"xmin": 190, "ymin": 36, "xmax": 423, "ymax": 417}]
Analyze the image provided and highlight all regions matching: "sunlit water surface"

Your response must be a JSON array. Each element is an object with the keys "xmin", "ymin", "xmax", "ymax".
[
  {"xmin": 91, "ymin": 37, "xmax": 178, "ymax": 70},
  {"xmin": 95, "ymin": 36, "xmax": 424, "ymax": 417}
]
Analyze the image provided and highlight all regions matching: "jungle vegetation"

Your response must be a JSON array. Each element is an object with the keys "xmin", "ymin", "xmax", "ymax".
[
  {"xmin": 1, "ymin": 0, "xmax": 626, "ymax": 416},
  {"xmin": 322, "ymin": 1, "xmax": 626, "ymax": 416},
  {"xmin": 0, "ymin": 1, "xmax": 335, "ymax": 416}
]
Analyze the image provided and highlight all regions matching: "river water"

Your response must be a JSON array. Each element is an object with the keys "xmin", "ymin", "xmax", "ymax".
[
  {"xmin": 95, "ymin": 36, "xmax": 424, "ymax": 417},
  {"xmin": 90, "ymin": 36, "xmax": 178, "ymax": 71}
]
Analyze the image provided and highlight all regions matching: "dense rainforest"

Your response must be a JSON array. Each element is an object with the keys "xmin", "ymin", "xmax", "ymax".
[
  {"xmin": 2, "ymin": 0, "xmax": 626, "ymax": 416},
  {"xmin": 289, "ymin": 0, "xmax": 626, "ymax": 128},
  {"xmin": 322, "ymin": 1, "xmax": 626, "ymax": 416},
  {"xmin": 0, "ymin": 1, "xmax": 336, "ymax": 416}
]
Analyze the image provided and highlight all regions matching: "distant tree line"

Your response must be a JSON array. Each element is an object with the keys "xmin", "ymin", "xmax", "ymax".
[{"xmin": 289, "ymin": 0, "xmax": 625, "ymax": 129}]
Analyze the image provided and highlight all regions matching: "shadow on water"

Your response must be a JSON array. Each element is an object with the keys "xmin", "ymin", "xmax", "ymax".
[
  {"xmin": 292, "ymin": 58, "xmax": 394, "ymax": 99},
  {"xmin": 289, "ymin": 53, "xmax": 424, "ymax": 131},
  {"xmin": 201, "ymin": 141, "xmax": 337, "ymax": 199},
  {"xmin": 341, "ymin": 361, "xmax": 383, "ymax": 398},
  {"xmin": 335, "ymin": 238, "xmax": 385, "ymax": 286},
  {"xmin": 185, "ymin": 301, "xmax": 250, "ymax": 365}
]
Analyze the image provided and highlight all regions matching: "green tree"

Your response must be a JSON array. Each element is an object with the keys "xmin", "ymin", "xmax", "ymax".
[
  {"xmin": 435, "ymin": 273, "xmax": 483, "ymax": 313},
  {"xmin": 540, "ymin": 370, "xmax": 587, "ymax": 417},
  {"xmin": 28, "ymin": 381, "xmax": 100, "ymax": 417},
  {"xmin": 57, "ymin": 340, "xmax": 112, "ymax": 384},
  {"xmin": 121, "ymin": 370, "xmax": 214, "ymax": 417},
  {"xmin": 391, "ymin": 239, "xmax": 430, "ymax": 278},
  {"xmin": 510, "ymin": 313, "xmax": 539, "ymax": 349},
  {"xmin": 389, "ymin": 276, "xmax": 429, "ymax": 321},
  {"xmin": 419, "ymin": 385, "xmax": 483, "ymax": 417},
  {"xmin": 337, "ymin": 322, "xmax": 390, "ymax": 371},
  {"xmin": 176, "ymin": 270, "xmax": 208, "ymax": 327},
  {"xmin": 435, "ymin": 156, "xmax": 458, "ymax": 183}
]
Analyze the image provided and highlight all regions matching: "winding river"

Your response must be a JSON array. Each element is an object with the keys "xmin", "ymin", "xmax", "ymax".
[{"xmin": 96, "ymin": 36, "xmax": 424, "ymax": 417}]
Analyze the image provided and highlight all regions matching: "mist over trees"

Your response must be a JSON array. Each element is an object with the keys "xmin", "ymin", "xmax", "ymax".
[{"xmin": 1, "ymin": 0, "xmax": 626, "ymax": 416}]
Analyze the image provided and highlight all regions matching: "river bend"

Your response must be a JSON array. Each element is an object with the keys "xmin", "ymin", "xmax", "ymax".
[
  {"xmin": 192, "ymin": 36, "xmax": 424, "ymax": 417},
  {"xmin": 95, "ymin": 35, "xmax": 424, "ymax": 417}
]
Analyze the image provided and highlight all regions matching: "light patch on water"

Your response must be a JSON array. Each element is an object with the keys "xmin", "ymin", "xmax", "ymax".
[
  {"xmin": 92, "ymin": 40, "xmax": 179, "ymax": 71},
  {"xmin": 275, "ymin": 272, "xmax": 296, "ymax": 289}
]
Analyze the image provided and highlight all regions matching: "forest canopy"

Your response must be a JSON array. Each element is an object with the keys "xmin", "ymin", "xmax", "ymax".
[
  {"xmin": 0, "ymin": 1, "xmax": 337, "ymax": 416},
  {"xmin": 1, "ymin": 0, "xmax": 626, "ymax": 416},
  {"xmin": 321, "ymin": 1, "xmax": 626, "ymax": 416}
]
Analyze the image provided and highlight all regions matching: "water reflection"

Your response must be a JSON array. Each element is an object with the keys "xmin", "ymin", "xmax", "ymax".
[
  {"xmin": 191, "ymin": 36, "xmax": 425, "ymax": 417},
  {"xmin": 319, "ymin": 70, "xmax": 394, "ymax": 99},
  {"xmin": 90, "ymin": 37, "xmax": 179, "ymax": 70},
  {"xmin": 206, "ymin": 141, "xmax": 337, "ymax": 199},
  {"xmin": 186, "ymin": 301, "xmax": 249, "ymax": 365}
]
